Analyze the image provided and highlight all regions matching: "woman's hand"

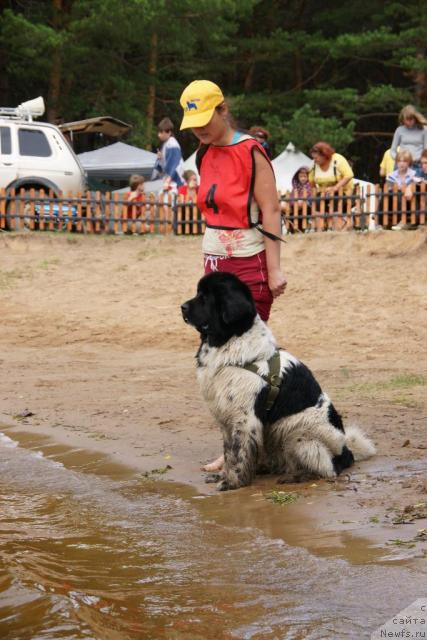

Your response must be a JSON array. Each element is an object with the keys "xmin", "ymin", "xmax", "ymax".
[
  {"xmin": 404, "ymin": 185, "xmax": 413, "ymax": 200},
  {"xmin": 268, "ymin": 269, "xmax": 287, "ymax": 298}
]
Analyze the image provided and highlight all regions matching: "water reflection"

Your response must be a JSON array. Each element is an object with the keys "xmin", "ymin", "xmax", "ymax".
[{"xmin": 0, "ymin": 429, "xmax": 425, "ymax": 640}]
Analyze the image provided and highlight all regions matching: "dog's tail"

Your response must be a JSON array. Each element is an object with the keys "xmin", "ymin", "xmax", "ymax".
[{"xmin": 344, "ymin": 425, "xmax": 376, "ymax": 461}]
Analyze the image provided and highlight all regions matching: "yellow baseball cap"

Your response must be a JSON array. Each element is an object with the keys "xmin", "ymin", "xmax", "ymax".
[{"xmin": 179, "ymin": 80, "xmax": 224, "ymax": 130}]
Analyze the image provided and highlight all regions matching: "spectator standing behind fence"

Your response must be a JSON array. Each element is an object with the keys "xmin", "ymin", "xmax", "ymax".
[
  {"xmin": 125, "ymin": 174, "xmax": 145, "ymax": 217},
  {"xmin": 390, "ymin": 105, "xmax": 427, "ymax": 169},
  {"xmin": 379, "ymin": 147, "xmax": 397, "ymax": 182},
  {"xmin": 415, "ymin": 149, "xmax": 427, "ymax": 183},
  {"xmin": 179, "ymin": 79, "xmax": 287, "ymax": 473},
  {"xmin": 249, "ymin": 126, "xmax": 273, "ymax": 158},
  {"xmin": 152, "ymin": 117, "xmax": 184, "ymax": 191},
  {"xmin": 386, "ymin": 150, "xmax": 416, "ymax": 199},
  {"xmin": 123, "ymin": 174, "xmax": 148, "ymax": 234},
  {"xmin": 178, "ymin": 169, "xmax": 199, "ymax": 201},
  {"xmin": 281, "ymin": 167, "xmax": 313, "ymax": 232},
  {"xmin": 309, "ymin": 142, "xmax": 354, "ymax": 196},
  {"xmin": 386, "ymin": 150, "xmax": 417, "ymax": 231}
]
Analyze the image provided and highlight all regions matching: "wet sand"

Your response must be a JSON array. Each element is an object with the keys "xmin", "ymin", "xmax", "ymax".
[{"xmin": 0, "ymin": 230, "xmax": 426, "ymax": 559}]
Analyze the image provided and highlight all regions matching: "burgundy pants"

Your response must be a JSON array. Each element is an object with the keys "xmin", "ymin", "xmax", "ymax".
[{"xmin": 204, "ymin": 250, "xmax": 273, "ymax": 321}]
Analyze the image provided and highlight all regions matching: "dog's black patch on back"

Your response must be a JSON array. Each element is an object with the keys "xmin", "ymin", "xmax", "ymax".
[
  {"xmin": 255, "ymin": 361, "xmax": 322, "ymax": 424},
  {"xmin": 332, "ymin": 445, "xmax": 354, "ymax": 474},
  {"xmin": 328, "ymin": 403, "xmax": 345, "ymax": 432},
  {"xmin": 254, "ymin": 385, "xmax": 271, "ymax": 423}
]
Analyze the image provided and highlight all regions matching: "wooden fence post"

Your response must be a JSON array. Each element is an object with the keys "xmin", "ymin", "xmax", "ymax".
[
  {"xmin": 403, "ymin": 185, "xmax": 410, "ymax": 227},
  {"xmin": 391, "ymin": 186, "xmax": 399, "ymax": 227},
  {"xmin": 112, "ymin": 193, "xmax": 120, "ymax": 234},
  {"xmin": 326, "ymin": 189, "xmax": 335, "ymax": 231},
  {"xmin": 301, "ymin": 189, "xmax": 309, "ymax": 232},
  {"xmin": 176, "ymin": 194, "xmax": 182, "ymax": 235},
  {"xmin": 192, "ymin": 202, "xmax": 198, "ymax": 235},
  {"xmin": 17, "ymin": 187, "xmax": 26, "ymax": 231},
  {"xmin": 148, "ymin": 193, "xmax": 156, "ymax": 238},
  {"xmin": 57, "ymin": 192, "xmax": 64, "ymax": 232},
  {"xmin": 75, "ymin": 192, "xmax": 83, "ymax": 233},
  {"xmin": 336, "ymin": 188, "xmax": 344, "ymax": 231},
  {"xmin": 94, "ymin": 191, "xmax": 102, "ymax": 233},
  {"xmin": 28, "ymin": 188, "xmax": 35, "ymax": 230},
  {"xmin": 419, "ymin": 183, "xmax": 426, "ymax": 226},
  {"xmin": 318, "ymin": 190, "xmax": 325, "ymax": 232},
  {"xmin": 47, "ymin": 190, "xmax": 54, "ymax": 231},
  {"xmin": 104, "ymin": 191, "xmax": 111, "ymax": 234}
]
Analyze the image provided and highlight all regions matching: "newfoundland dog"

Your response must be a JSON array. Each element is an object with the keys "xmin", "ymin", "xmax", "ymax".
[{"xmin": 181, "ymin": 272, "xmax": 375, "ymax": 491}]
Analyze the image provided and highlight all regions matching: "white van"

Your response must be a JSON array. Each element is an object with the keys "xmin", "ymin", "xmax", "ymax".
[{"xmin": 0, "ymin": 97, "xmax": 86, "ymax": 197}]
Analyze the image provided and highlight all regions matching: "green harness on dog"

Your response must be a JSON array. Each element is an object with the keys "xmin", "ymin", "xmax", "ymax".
[{"xmin": 243, "ymin": 350, "xmax": 283, "ymax": 412}]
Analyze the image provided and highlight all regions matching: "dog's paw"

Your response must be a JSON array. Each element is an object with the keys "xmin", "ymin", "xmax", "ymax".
[
  {"xmin": 217, "ymin": 479, "xmax": 235, "ymax": 491},
  {"xmin": 204, "ymin": 472, "xmax": 223, "ymax": 484}
]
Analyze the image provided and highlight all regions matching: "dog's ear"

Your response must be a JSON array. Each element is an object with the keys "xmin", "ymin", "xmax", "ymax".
[{"xmin": 221, "ymin": 288, "xmax": 256, "ymax": 325}]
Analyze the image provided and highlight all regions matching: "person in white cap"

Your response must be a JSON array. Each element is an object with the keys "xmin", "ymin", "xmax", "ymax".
[{"xmin": 180, "ymin": 79, "xmax": 287, "ymax": 472}]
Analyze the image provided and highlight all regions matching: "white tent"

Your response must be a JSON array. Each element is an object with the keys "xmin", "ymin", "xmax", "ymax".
[
  {"xmin": 272, "ymin": 142, "xmax": 313, "ymax": 192},
  {"xmin": 183, "ymin": 150, "xmax": 198, "ymax": 177},
  {"xmin": 78, "ymin": 141, "xmax": 157, "ymax": 180},
  {"xmin": 184, "ymin": 142, "xmax": 312, "ymax": 191}
]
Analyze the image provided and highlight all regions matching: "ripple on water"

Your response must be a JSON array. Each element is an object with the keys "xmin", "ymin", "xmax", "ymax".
[{"xmin": 0, "ymin": 430, "xmax": 425, "ymax": 640}]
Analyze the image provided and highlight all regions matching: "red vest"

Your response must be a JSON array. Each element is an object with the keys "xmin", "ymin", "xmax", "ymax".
[{"xmin": 197, "ymin": 138, "xmax": 271, "ymax": 230}]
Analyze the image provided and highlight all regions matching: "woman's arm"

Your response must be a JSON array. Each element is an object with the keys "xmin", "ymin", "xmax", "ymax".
[
  {"xmin": 327, "ymin": 154, "xmax": 353, "ymax": 193},
  {"xmin": 327, "ymin": 175, "xmax": 351, "ymax": 194},
  {"xmin": 390, "ymin": 128, "xmax": 400, "ymax": 160},
  {"xmin": 253, "ymin": 150, "xmax": 287, "ymax": 298}
]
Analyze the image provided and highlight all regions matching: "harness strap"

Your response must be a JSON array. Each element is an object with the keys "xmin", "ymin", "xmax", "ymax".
[
  {"xmin": 243, "ymin": 350, "xmax": 282, "ymax": 412},
  {"xmin": 255, "ymin": 224, "xmax": 287, "ymax": 244}
]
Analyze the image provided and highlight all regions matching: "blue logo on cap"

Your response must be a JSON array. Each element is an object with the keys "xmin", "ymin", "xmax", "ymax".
[{"xmin": 186, "ymin": 99, "xmax": 200, "ymax": 111}]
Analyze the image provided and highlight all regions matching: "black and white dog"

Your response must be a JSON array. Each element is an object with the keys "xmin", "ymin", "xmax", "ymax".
[{"xmin": 181, "ymin": 272, "xmax": 376, "ymax": 491}]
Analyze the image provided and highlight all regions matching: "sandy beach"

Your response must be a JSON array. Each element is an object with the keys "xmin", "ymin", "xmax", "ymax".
[{"xmin": 1, "ymin": 229, "xmax": 426, "ymax": 554}]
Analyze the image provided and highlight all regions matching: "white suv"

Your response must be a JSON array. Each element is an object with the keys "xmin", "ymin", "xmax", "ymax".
[{"xmin": 0, "ymin": 97, "xmax": 86, "ymax": 198}]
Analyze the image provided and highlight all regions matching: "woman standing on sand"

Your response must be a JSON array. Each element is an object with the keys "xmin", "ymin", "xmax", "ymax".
[{"xmin": 179, "ymin": 80, "xmax": 287, "ymax": 471}]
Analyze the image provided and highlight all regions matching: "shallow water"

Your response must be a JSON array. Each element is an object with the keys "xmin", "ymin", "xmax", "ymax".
[{"xmin": 0, "ymin": 429, "xmax": 425, "ymax": 640}]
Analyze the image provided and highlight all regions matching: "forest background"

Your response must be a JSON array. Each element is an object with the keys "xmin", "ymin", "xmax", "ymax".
[{"xmin": 0, "ymin": 0, "xmax": 426, "ymax": 180}]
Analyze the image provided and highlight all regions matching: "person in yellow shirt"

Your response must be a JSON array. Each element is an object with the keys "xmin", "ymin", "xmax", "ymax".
[
  {"xmin": 379, "ymin": 146, "xmax": 399, "ymax": 180},
  {"xmin": 309, "ymin": 141, "xmax": 354, "ymax": 195}
]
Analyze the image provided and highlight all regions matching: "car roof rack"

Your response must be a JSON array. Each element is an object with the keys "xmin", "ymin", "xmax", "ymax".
[
  {"xmin": 0, "ymin": 97, "xmax": 45, "ymax": 122},
  {"xmin": 0, "ymin": 107, "xmax": 32, "ymax": 120}
]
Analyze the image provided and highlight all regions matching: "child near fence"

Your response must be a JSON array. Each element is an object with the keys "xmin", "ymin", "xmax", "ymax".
[
  {"xmin": 386, "ymin": 150, "xmax": 417, "ymax": 230},
  {"xmin": 125, "ymin": 174, "xmax": 146, "ymax": 233},
  {"xmin": 281, "ymin": 167, "xmax": 313, "ymax": 233},
  {"xmin": 178, "ymin": 170, "xmax": 199, "ymax": 202}
]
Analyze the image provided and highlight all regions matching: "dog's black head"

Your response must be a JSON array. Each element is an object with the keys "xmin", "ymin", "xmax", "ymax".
[{"xmin": 181, "ymin": 272, "xmax": 257, "ymax": 347}]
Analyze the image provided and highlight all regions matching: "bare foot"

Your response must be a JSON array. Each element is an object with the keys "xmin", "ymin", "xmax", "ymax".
[{"xmin": 201, "ymin": 454, "xmax": 224, "ymax": 472}]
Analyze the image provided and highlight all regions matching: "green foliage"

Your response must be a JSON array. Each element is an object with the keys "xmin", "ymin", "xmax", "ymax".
[
  {"xmin": 1, "ymin": 0, "xmax": 426, "ymax": 175},
  {"xmin": 358, "ymin": 85, "xmax": 413, "ymax": 112},
  {"xmin": 265, "ymin": 105, "xmax": 355, "ymax": 154}
]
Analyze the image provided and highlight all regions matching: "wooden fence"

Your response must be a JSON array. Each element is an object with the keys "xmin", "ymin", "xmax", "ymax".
[{"xmin": 0, "ymin": 184, "xmax": 425, "ymax": 235}]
